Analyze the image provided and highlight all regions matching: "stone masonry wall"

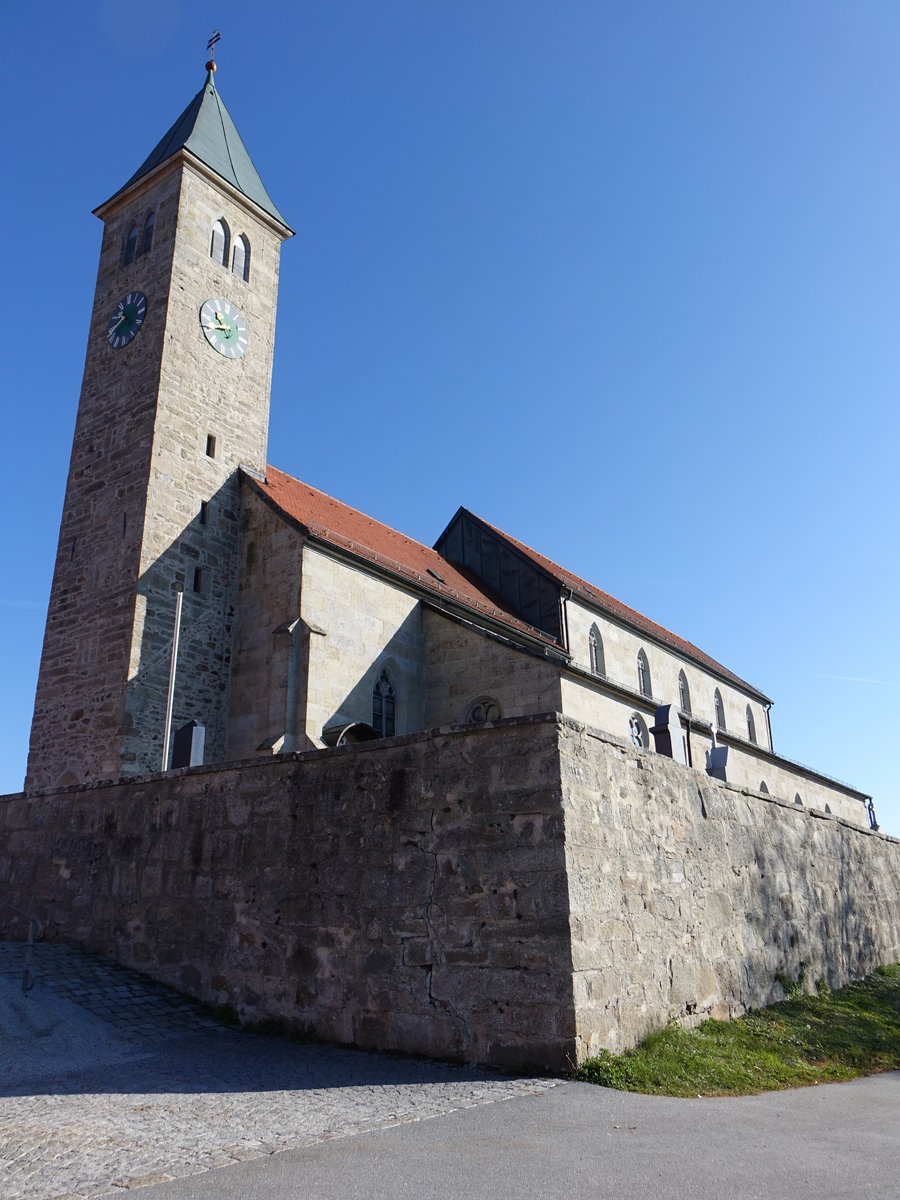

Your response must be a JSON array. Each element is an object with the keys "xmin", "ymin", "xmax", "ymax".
[
  {"xmin": 559, "ymin": 719, "xmax": 900, "ymax": 1057},
  {"xmin": 3, "ymin": 719, "xmax": 576, "ymax": 1070},
  {"xmin": 4, "ymin": 715, "xmax": 898, "ymax": 1070},
  {"xmin": 423, "ymin": 611, "xmax": 562, "ymax": 727}
]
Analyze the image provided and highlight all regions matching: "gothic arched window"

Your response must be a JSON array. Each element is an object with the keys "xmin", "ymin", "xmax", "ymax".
[
  {"xmin": 637, "ymin": 649, "xmax": 652, "ymax": 699},
  {"xmin": 678, "ymin": 670, "xmax": 691, "ymax": 715},
  {"xmin": 746, "ymin": 705, "xmax": 757, "ymax": 744},
  {"xmin": 124, "ymin": 224, "xmax": 138, "ymax": 265},
  {"xmin": 714, "ymin": 688, "xmax": 726, "ymax": 731},
  {"xmin": 794, "ymin": 793, "xmax": 803, "ymax": 807},
  {"xmin": 139, "ymin": 211, "xmax": 155, "ymax": 257},
  {"xmin": 372, "ymin": 669, "xmax": 396, "ymax": 738},
  {"xmin": 628, "ymin": 712, "xmax": 649, "ymax": 749},
  {"xmin": 588, "ymin": 625, "xmax": 605, "ymax": 677},
  {"xmin": 759, "ymin": 781, "xmax": 769, "ymax": 794},
  {"xmin": 231, "ymin": 234, "xmax": 250, "ymax": 282},
  {"xmin": 210, "ymin": 218, "xmax": 230, "ymax": 267}
]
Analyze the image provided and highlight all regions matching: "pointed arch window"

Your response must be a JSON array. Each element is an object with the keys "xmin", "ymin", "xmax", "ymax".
[
  {"xmin": 124, "ymin": 224, "xmax": 138, "ymax": 265},
  {"xmin": 231, "ymin": 234, "xmax": 250, "ymax": 282},
  {"xmin": 210, "ymin": 218, "xmax": 230, "ymax": 267},
  {"xmin": 372, "ymin": 669, "xmax": 396, "ymax": 738},
  {"xmin": 637, "ymin": 648, "xmax": 652, "ymax": 699},
  {"xmin": 588, "ymin": 625, "xmax": 605, "ymax": 677},
  {"xmin": 746, "ymin": 705, "xmax": 757, "ymax": 744},
  {"xmin": 714, "ymin": 688, "xmax": 726, "ymax": 731},
  {"xmin": 759, "ymin": 781, "xmax": 769, "ymax": 795},
  {"xmin": 628, "ymin": 712, "xmax": 649, "ymax": 749},
  {"xmin": 678, "ymin": 670, "xmax": 691, "ymax": 715},
  {"xmin": 139, "ymin": 211, "xmax": 155, "ymax": 257}
]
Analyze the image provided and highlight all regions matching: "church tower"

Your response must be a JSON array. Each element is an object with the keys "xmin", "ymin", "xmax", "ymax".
[{"xmin": 26, "ymin": 62, "xmax": 293, "ymax": 790}]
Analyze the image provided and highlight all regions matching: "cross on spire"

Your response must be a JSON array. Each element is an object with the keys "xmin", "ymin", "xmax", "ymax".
[{"xmin": 206, "ymin": 29, "xmax": 221, "ymax": 73}]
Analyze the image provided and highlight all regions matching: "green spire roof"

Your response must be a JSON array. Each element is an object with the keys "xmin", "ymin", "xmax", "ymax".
[{"xmin": 120, "ymin": 69, "xmax": 289, "ymax": 227}]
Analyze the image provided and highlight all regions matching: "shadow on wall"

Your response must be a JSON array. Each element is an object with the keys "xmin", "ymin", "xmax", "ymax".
[
  {"xmin": 121, "ymin": 473, "xmax": 241, "ymax": 777},
  {"xmin": 319, "ymin": 612, "xmax": 426, "ymax": 744},
  {"xmin": 695, "ymin": 777, "xmax": 882, "ymax": 1009}
]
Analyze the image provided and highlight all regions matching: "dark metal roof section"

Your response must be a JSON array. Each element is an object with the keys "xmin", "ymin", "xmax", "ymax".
[
  {"xmin": 435, "ymin": 508, "xmax": 564, "ymax": 644},
  {"xmin": 117, "ymin": 69, "xmax": 289, "ymax": 226}
]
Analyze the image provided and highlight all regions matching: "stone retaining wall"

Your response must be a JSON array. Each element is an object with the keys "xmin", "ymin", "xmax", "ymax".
[
  {"xmin": 559, "ymin": 720, "xmax": 900, "ymax": 1056},
  {"xmin": 2, "ymin": 715, "xmax": 898, "ymax": 1070}
]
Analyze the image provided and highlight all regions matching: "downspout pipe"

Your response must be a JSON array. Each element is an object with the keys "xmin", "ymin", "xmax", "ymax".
[{"xmin": 560, "ymin": 587, "xmax": 573, "ymax": 652}]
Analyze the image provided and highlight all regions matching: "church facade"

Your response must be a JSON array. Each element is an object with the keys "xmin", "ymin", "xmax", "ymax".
[{"xmin": 26, "ymin": 65, "xmax": 872, "ymax": 832}]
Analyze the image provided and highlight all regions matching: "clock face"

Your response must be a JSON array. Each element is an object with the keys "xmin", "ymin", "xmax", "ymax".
[
  {"xmin": 200, "ymin": 297, "xmax": 248, "ymax": 359},
  {"xmin": 107, "ymin": 291, "xmax": 147, "ymax": 348}
]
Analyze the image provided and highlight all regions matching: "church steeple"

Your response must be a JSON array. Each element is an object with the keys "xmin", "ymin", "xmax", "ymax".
[
  {"xmin": 27, "ymin": 63, "xmax": 292, "ymax": 790},
  {"xmin": 104, "ymin": 66, "xmax": 289, "ymax": 228}
]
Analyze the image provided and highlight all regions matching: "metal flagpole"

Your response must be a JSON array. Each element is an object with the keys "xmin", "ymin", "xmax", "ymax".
[{"xmin": 161, "ymin": 583, "xmax": 184, "ymax": 771}]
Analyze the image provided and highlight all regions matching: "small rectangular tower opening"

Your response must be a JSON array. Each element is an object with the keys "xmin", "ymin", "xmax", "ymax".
[
  {"xmin": 205, "ymin": 434, "xmax": 217, "ymax": 459},
  {"xmin": 200, "ymin": 500, "xmax": 209, "ymax": 526}
]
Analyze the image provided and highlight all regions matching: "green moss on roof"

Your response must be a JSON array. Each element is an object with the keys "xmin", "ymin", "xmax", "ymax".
[{"xmin": 119, "ymin": 70, "xmax": 289, "ymax": 227}]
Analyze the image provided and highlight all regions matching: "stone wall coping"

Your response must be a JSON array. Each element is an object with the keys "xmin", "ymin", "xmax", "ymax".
[
  {"xmin": 717, "ymin": 728, "xmax": 870, "ymax": 802},
  {"xmin": 8, "ymin": 711, "xmax": 565, "ymax": 802},
  {"xmin": 7, "ymin": 708, "xmax": 895, "ymax": 845},
  {"xmin": 556, "ymin": 714, "xmax": 898, "ymax": 844}
]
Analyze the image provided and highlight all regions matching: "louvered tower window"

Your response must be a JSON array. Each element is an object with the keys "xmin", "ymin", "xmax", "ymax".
[
  {"xmin": 124, "ymin": 224, "xmax": 138, "ymax": 265},
  {"xmin": 210, "ymin": 218, "xmax": 230, "ymax": 266},
  {"xmin": 139, "ymin": 211, "xmax": 154, "ymax": 256},
  {"xmin": 231, "ymin": 234, "xmax": 250, "ymax": 282}
]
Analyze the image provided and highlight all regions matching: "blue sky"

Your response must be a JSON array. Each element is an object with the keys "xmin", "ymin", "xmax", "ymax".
[{"xmin": 2, "ymin": 3, "xmax": 898, "ymax": 833}]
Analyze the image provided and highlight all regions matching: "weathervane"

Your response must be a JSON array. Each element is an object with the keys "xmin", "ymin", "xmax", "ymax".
[{"xmin": 206, "ymin": 29, "xmax": 221, "ymax": 74}]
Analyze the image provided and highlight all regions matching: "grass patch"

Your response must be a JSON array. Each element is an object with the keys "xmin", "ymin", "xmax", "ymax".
[{"xmin": 577, "ymin": 964, "xmax": 900, "ymax": 1097}]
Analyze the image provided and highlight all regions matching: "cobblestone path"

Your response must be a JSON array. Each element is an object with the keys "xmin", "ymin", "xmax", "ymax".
[{"xmin": 0, "ymin": 943, "xmax": 554, "ymax": 1199}]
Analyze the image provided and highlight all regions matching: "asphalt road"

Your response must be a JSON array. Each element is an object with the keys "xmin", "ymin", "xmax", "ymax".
[{"xmin": 132, "ymin": 1071, "xmax": 900, "ymax": 1200}]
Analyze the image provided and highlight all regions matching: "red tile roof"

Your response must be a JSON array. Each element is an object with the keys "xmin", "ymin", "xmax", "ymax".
[
  {"xmin": 252, "ymin": 467, "xmax": 562, "ymax": 649},
  {"xmin": 473, "ymin": 510, "xmax": 770, "ymax": 700},
  {"xmin": 253, "ymin": 465, "xmax": 769, "ymax": 701}
]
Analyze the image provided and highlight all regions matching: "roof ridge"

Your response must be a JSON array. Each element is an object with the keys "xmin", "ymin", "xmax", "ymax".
[{"xmin": 465, "ymin": 509, "xmax": 770, "ymax": 701}]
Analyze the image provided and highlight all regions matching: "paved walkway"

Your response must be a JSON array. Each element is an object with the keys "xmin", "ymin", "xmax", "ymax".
[
  {"xmin": 0, "ymin": 943, "xmax": 552, "ymax": 1199},
  {"xmin": 2, "ymin": 943, "xmax": 897, "ymax": 1200}
]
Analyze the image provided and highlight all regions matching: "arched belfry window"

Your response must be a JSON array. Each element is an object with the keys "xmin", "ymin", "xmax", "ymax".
[
  {"xmin": 746, "ymin": 705, "xmax": 757, "ymax": 744},
  {"xmin": 231, "ymin": 234, "xmax": 250, "ymax": 282},
  {"xmin": 714, "ymin": 688, "xmax": 726, "ymax": 731},
  {"xmin": 588, "ymin": 625, "xmax": 605, "ymax": 677},
  {"xmin": 210, "ymin": 218, "xmax": 230, "ymax": 267},
  {"xmin": 124, "ymin": 224, "xmax": 138, "ymax": 265},
  {"xmin": 372, "ymin": 669, "xmax": 396, "ymax": 738},
  {"xmin": 637, "ymin": 649, "xmax": 652, "ymax": 699},
  {"xmin": 678, "ymin": 670, "xmax": 691, "ymax": 715},
  {"xmin": 139, "ymin": 211, "xmax": 155, "ymax": 257},
  {"xmin": 759, "ymin": 781, "xmax": 769, "ymax": 794}
]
